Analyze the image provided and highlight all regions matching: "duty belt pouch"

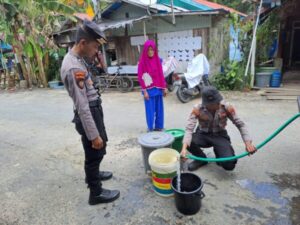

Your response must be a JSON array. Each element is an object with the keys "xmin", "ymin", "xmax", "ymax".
[
  {"xmin": 73, "ymin": 110, "xmax": 85, "ymax": 136},
  {"xmin": 72, "ymin": 109, "xmax": 80, "ymax": 123}
]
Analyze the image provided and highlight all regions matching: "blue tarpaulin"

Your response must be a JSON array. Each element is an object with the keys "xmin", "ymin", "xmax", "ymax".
[
  {"xmin": 229, "ymin": 25, "xmax": 243, "ymax": 61},
  {"xmin": 0, "ymin": 40, "xmax": 13, "ymax": 53}
]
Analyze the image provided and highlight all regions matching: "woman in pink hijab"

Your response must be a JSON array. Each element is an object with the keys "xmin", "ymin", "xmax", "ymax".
[{"xmin": 138, "ymin": 40, "xmax": 167, "ymax": 131}]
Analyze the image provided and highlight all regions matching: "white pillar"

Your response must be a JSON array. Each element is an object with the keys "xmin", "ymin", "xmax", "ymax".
[
  {"xmin": 143, "ymin": 21, "xmax": 147, "ymax": 42},
  {"xmin": 250, "ymin": 36, "xmax": 256, "ymax": 87}
]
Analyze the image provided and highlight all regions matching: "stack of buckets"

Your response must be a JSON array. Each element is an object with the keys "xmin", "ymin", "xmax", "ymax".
[
  {"xmin": 147, "ymin": 129, "xmax": 185, "ymax": 197},
  {"xmin": 147, "ymin": 129, "xmax": 205, "ymax": 215},
  {"xmin": 148, "ymin": 148, "xmax": 179, "ymax": 197}
]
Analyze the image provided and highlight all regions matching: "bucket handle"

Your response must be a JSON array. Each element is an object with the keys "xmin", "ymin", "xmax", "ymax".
[{"xmin": 196, "ymin": 191, "xmax": 205, "ymax": 199}]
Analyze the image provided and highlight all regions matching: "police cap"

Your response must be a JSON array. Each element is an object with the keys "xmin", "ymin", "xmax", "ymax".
[
  {"xmin": 79, "ymin": 19, "xmax": 107, "ymax": 45},
  {"xmin": 201, "ymin": 86, "xmax": 223, "ymax": 106}
]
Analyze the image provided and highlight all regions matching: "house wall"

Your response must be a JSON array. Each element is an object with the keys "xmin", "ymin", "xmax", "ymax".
[
  {"xmin": 208, "ymin": 15, "xmax": 229, "ymax": 75},
  {"xmin": 105, "ymin": 12, "xmax": 229, "ymax": 74},
  {"xmin": 110, "ymin": 27, "xmax": 210, "ymax": 72},
  {"xmin": 112, "ymin": 34, "xmax": 155, "ymax": 65}
]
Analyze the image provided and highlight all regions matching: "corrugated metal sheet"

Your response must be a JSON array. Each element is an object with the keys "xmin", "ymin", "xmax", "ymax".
[
  {"xmin": 193, "ymin": 0, "xmax": 247, "ymax": 17},
  {"xmin": 158, "ymin": 0, "xmax": 211, "ymax": 11},
  {"xmin": 104, "ymin": 2, "xmax": 148, "ymax": 20},
  {"xmin": 149, "ymin": 3, "xmax": 188, "ymax": 12},
  {"xmin": 99, "ymin": 16, "xmax": 150, "ymax": 31},
  {"xmin": 107, "ymin": 14, "xmax": 212, "ymax": 36},
  {"xmin": 157, "ymin": 0, "xmax": 247, "ymax": 16}
]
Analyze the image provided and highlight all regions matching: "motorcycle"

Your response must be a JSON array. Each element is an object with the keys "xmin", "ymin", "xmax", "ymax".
[
  {"xmin": 175, "ymin": 54, "xmax": 211, "ymax": 103},
  {"xmin": 162, "ymin": 57, "xmax": 179, "ymax": 92},
  {"xmin": 176, "ymin": 74, "xmax": 210, "ymax": 103}
]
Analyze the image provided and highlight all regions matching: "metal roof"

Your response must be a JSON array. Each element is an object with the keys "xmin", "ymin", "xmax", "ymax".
[
  {"xmin": 102, "ymin": 0, "xmax": 247, "ymax": 19},
  {"xmin": 98, "ymin": 16, "xmax": 150, "ymax": 31},
  {"xmin": 102, "ymin": 0, "xmax": 189, "ymax": 18}
]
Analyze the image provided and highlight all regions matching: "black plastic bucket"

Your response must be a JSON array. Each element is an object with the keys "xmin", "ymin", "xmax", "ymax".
[{"xmin": 171, "ymin": 172, "xmax": 205, "ymax": 215}]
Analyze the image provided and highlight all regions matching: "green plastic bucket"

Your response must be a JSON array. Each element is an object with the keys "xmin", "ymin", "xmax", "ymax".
[{"xmin": 165, "ymin": 129, "xmax": 185, "ymax": 152}]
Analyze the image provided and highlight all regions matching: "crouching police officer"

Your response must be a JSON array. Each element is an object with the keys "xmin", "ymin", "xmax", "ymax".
[
  {"xmin": 181, "ymin": 86, "xmax": 256, "ymax": 171},
  {"xmin": 61, "ymin": 20, "xmax": 120, "ymax": 205}
]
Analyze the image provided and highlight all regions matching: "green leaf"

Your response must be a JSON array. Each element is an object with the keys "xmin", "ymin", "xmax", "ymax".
[
  {"xmin": 24, "ymin": 42, "xmax": 34, "ymax": 58},
  {"xmin": 42, "ymin": 1, "xmax": 75, "ymax": 14}
]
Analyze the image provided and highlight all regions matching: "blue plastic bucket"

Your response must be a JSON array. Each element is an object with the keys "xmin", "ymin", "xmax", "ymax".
[{"xmin": 270, "ymin": 71, "xmax": 281, "ymax": 88}]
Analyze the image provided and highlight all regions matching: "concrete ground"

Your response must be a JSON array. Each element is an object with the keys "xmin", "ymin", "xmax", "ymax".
[{"xmin": 0, "ymin": 89, "xmax": 299, "ymax": 225}]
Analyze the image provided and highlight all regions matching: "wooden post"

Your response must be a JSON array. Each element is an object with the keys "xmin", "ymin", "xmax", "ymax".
[
  {"xmin": 143, "ymin": 21, "xmax": 147, "ymax": 41},
  {"xmin": 102, "ymin": 44, "xmax": 107, "ymax": 68},
  {"xmin": 244, "ymin": 0, "xmax": 263, "ymax": 87},
  {"xmin": 250, "ymin": 36, "xmax": 256, "ymax": 87},
  {"xmin": 170, "ymin": 0, "xmax": 176, "ymax": 25}
]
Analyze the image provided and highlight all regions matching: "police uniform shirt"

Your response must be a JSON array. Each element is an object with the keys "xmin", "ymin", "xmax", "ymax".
[
  {"xmin": 61, "ymin": 50, "xmax": 99, "ymax": 141},
  {"xmin": 183, "ymin": 101, "xmax": 252, "ymax": 146}
]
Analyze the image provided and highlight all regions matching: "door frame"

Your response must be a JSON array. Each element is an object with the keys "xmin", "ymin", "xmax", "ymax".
[{"xmin": 289, "ymin": 20, "xmax": 300, "ymax": 67}]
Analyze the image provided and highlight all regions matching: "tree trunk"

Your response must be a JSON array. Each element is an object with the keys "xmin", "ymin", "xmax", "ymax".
[
  {"xmin": 25, "ymin": 56, "xmax": 34, "ymax": 87},
  {"xmin": 44, "ymin": 51, "xmax": 49, "ymax": 81},
  {"xmin": 15, "ymin": 50, "xmax": 32, "ymax": 88},
  {"xmin": 35, "ymin": 53, "xmax": 48, "ymax": 87},
  {"xmin": 12, "ymin": 24, "xmax": 32, "ymax": 88}
]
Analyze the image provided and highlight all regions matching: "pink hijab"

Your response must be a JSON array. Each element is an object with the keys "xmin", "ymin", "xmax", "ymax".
[{"xmin": 137, "ymin": 40, "xmax": 166, "ymax": 90}]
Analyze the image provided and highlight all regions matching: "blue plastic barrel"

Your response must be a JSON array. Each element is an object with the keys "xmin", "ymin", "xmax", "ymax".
[{"xmin": 270, "ymin": 71, "xmax": 281, "ymax": 88}]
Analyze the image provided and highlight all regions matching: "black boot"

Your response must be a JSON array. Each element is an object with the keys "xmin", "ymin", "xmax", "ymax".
[
  {"xmin": 99, "ymin": 171, "xmax": 113, "ymax": 181},
  {"xmin": 89, "ymin": 188, "xmax": 120, "ymax": 205},
  {"xmin": 188, "ymin": 160, "xmax": 208, "ymax": 171}
]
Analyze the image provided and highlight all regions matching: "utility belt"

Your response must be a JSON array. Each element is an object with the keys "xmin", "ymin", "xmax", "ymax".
[
  {"xmin": 88, "ymin": 99, "xmax": 101, "ymax": 108},
  {"xmin": 197, "ymin": 127, "xmax": 227, "ymax": 135},
  {"xmin": 73, "ymin": 99, "xmax": 101, "ymax": 116}
]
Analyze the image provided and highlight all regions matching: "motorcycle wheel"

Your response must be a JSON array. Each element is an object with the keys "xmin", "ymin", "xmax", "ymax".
[
  {"xmin": 116, "ymin": 76, "xmax": 134, "ymax": 93},
  {"xmin": 176, "ymin": 83, "xmax": 193, "ymax": 103},
  {"xmin": 167, "ymin": 84, "xmax": 175, "ymax": 92},
  {"xmin": 165, "ymin": 74, "xmax": 175, "ymax": 92}
]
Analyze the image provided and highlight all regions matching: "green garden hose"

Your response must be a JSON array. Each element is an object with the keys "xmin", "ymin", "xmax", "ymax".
[{"xmin": 187, "ymin": 113, "xmax": 300, "ymax": 162}]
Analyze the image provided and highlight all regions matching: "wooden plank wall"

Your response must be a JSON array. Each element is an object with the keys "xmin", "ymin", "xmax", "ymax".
[
  {"xmin": 113, "ymin": 30, "xmax": 208, "ymax": 65},
  {"xmin": 114, "ymin": 36, "xmax": 140, "ymax": 65},
  {"xmin": 113, "ymin": 34, "xmax": 155, "ymax": 65},
  {"xmin": 193, "ymin": 28, "xmax": 209, "ymax": 56}
]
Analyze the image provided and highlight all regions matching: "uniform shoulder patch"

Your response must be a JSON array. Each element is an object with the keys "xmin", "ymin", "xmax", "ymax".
[
  {"xmin": 226, "ymin": 104, "xmax": 236, "ymax": 116},
  {"xmin": 73, "ymin": 70, "xmax": 86, "ymax": 89},
  {"xmin": 192, "ymin": 108, "xmax": 201, "ymax": 117}
]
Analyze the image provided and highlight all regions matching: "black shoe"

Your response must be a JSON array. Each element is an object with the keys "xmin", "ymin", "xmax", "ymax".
[
  {"xmin": 188, "ymin": 160, "xmax": 208, "ymax": 171},
  {"xmin": 153, "ymin": 128, "xmax": 164, "ymax": 131},
  {"xmin": 89, "ymin": 188, "xmax": 120, "ymax": 205},
  {"xmin": 99, "ymin": 171, "xmax": 113, "ymax": 181}
]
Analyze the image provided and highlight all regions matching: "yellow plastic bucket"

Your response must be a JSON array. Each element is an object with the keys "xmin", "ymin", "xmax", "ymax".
[{"xmin": 148, "ymin": 148, "xmax": 180, "ymax": 197}]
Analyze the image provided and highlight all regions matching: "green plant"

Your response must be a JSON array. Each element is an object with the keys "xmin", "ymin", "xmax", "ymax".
[
  {"xmin": 46, "ymin": 49, "xmax": 65, "ymax": 81},
  {"xmin": 212, "ymin": 0, "xmax": 253, "ymax": 14},
  {"xmin": 212, "ymin": 59, "xmax": 244, "ymax": 90},
  {"xmin": 0, "ymin": 0, "xmax": 75, "ymax": 87},
  {"xmin": 256, "ymin": 10, "xmax": 279, "ymax": 64},
  {"xmin": 210, "ymin": 13, "xmax": 253, "ymax": 90}
]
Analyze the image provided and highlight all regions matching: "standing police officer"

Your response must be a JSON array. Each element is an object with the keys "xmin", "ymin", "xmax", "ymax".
[{"xmin": 61, "ymin": 20, "xmax": 120, "ymax": 205}]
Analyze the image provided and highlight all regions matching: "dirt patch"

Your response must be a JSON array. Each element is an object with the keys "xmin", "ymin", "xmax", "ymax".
[
  {"xmin": 115, "ymin": 138, "xmax": 138, "ymax": 151},
  {"xmin": 269, "ymin": 173, "xmax": 300, "ymax": 190},
  {"xmin": 290, "ymin": 196, "xmax": 300, "ymax": 225}
]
